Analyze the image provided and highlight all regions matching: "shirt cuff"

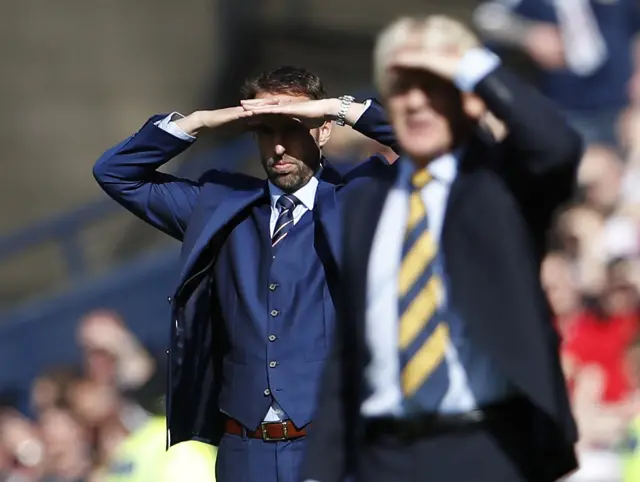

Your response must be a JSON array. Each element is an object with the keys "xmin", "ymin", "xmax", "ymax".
[
  {"xmin": 154, "ymin": 112, "xmax": 197, "ymax": 142},
  {"xmin": 454, "ymin": 48, "xmax": 501, "ymax": 92},
  {"xmin": 352, "ymin": 98, "xmax": 373, "ymax": 123}
]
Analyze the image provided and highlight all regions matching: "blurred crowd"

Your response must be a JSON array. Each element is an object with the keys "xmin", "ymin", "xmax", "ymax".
[
  {"xmin": 0, "ymin": 311, "xmax": 167, "ymax": 482},
  {"xmin": 470, "ymin": 0, "xmax": 640, "ymax": 480}
]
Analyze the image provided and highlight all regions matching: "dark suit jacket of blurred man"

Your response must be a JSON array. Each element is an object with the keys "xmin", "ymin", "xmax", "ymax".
[{"xmin": 301, "ymin": 62, "xmax": 582, "ymax": 482}]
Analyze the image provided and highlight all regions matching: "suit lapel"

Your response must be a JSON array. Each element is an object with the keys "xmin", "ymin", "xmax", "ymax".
[
  {"xmin": 350, "ymin": 162, "xmax": 398, "ymax": 311},
  {"xmin": 354, "ymin": 180, "xmax": 395, "ymax": 276},
  {"xmin": 179, "ymin": 185, "xmax": 265, "ymax": 285},
  {"xmin": 314, "ymin": 180, "xmax": 341, "ymax": 262},
  {"xmin": 443, "ymin": 133, "xmax": 489, "ymax": 230},
  {"xmin": 319, "ymin": 159, "xmax": 344, "ymax": 185}
]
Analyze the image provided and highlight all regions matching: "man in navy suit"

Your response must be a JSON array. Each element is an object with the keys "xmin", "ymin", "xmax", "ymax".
[{"xmin": 93, "ymin": 66, "xmax": 396, "ymax": 482}]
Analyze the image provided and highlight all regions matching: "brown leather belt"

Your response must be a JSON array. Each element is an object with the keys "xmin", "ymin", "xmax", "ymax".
[{"xmin": 225, "ymin": 418, "xmax": 310, "ymax": 442}]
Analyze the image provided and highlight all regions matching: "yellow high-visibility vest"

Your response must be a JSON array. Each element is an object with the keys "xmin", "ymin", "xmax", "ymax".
[
  {"xmin": 104, "ymin": 417, "xmax": 218, "ymax": 482},
  {"xmin": 622, "ymin": 415, "xmax": 640, "ymax": 482}
]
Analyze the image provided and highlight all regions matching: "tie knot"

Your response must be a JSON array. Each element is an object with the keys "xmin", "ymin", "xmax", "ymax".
[
  {"xmin": 411, "ymin": 169, "xmax": 433, "ymax": 190},
  {"xmin": 277, "ymin": 194, "xmax": 299, "ymax": 211}
]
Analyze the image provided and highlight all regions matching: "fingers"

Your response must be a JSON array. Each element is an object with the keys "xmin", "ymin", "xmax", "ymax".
[
  {"xmin": 387, "ymin": 51, "xmax": 428, "ymax": 71},
  {"xmin": 240, "ymin": 99, "xmax": 280, "ymax": 111},
  {"xmin": 240, "ymin": 98, "xmax": 280, "ymax": 105},
  {"xmin": 241, "ymin": 105, "xmax": 294, "ymax": 115}
]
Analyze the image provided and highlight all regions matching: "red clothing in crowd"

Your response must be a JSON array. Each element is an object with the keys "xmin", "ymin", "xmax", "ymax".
[{"xmin": 561, "ymin": 310, "xmax": 638, "ymax": 403}]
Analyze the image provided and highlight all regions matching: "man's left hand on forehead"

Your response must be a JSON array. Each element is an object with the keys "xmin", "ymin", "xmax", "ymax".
[
  {"xmin": 389, "ymin": 48, "xmax": 465, "ymax": 83},
  {"xmin": 241, "ymin": 98, "xmax": 332, "ymax": 129}
]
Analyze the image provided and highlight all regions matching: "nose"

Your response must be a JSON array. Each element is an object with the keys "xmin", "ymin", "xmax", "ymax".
[
  {"xmin": 274, "ymin": 144, "xmax": 285, "ymax": 156},
  {"xmin": 406, "ymin": 86, "xmax": 429, "ymax": 110}
]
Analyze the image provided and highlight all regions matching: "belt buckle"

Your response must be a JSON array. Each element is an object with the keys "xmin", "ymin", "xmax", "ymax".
[{"xmin": 260, "ymin": 421, "xmax": 289, "ymax": 442}]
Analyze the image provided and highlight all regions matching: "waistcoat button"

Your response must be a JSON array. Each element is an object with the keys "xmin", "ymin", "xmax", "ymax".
[
  {"xmin": 268, "ymin": 335, "xmax": 277, "ymax": 342},
  {"xmin": 269, "ymin": 283, "xmax": 278, "ymax": 291},
  {"xmin": 270, "ymin": 310, "xmax": 279, "ymax": 317},
  {"xmin": 264, "ymin": 388, "xmax": 271, "ymax": 396},
  {"xmin": 269, "ymin": 361, "xmax": 277, "ymax": 368}
]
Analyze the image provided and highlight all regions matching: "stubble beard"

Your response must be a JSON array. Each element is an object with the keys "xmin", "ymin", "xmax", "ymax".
[{"xmin": 265, "ymin": 161, "xmax": 315, "ymax": 194}]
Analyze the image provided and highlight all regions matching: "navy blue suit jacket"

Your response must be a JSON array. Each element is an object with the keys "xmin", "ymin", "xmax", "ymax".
[{"xmin": 93, "ymin": 102, "xmax": 396, "ymax": 446}]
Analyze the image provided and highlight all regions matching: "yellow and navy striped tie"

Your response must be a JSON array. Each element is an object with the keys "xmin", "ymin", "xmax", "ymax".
[{"xmin": 398, "ymin": 168, "xmax": 450, "ymax": 411}]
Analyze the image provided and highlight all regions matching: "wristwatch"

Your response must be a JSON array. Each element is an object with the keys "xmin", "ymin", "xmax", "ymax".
[{"xmin": 336, "ymin": 95, "xmax": 355, "ymax": 126}]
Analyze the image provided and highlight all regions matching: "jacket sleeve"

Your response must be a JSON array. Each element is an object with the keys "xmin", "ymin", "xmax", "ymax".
[
  {"xmin": 475, "ymin": 65, "xmax": 583, "ymax": 236},
  {"xmin": 93, "ymin": 115, "xmax": 201, "ymax": 241},
  {"xmin": 351, "ymin": 99, "xmax": 401, "ymax": 154}
]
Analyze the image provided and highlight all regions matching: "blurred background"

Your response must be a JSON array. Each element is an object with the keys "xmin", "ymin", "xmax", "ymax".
[{"xmin": 2, "ymin": 0, "xmax": 640, "ymax": 480}]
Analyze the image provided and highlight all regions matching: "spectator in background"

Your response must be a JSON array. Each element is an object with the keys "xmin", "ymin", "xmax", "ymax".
[
  {"xmin": 104, "ymin": 386, "xmax": 178, "ymax": 482},
  {"xmin": 473, "ymin": 0, "xmax": 640, "ymax": 148},
  {"xmin": 6, "ymin": 308, "xmax": 168, "ymax": 482},
  {"xmin": 560, "ymin": 258, "xmax": 639, "ymax": 407},
  {"xmin": 66, "ymin": 378, "xmax": 129, "ymax": 471},
  {"xmin": 76, "ymin": 310, "xmax": 155, "ymax": 392},
  {"xmin": 622, "ymin": 336, "xmax": 640, "ymax": 481},
  {"xmin": 30, "ymin": 368, "xmax": 81, "ymax": 420},
  {"xmin": 39, "ymin": 408, "xmax": 92, "ymax": 482},
  {"xmin": 0, "ymin": 408, "xmax": 47, "ymax": 482},
  {"xmin": 544, "ymin": 198, "xmax": 640, "ymax": 482}
]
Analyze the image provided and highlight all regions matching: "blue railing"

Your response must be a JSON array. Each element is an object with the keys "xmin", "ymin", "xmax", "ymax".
[
  {"xmin": 0, "ymin": 135, "xmax": 257, "ymax": 306},
  {"xmin": 0, "ymin": 199, "xmax": 117, "ymax": 282}
]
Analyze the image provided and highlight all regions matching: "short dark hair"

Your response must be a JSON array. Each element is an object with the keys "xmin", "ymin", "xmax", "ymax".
[{"xmin": 240, "ymin": 66, "xmax": 327, "ymax": 100}]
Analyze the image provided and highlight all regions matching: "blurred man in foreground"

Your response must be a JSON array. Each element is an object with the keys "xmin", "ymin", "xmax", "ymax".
[
  {"xmin": 301, "ymin": 15, "xmax": 581, "ymax": 482},
  {"xmin": 93, "ymin": 66, "xmax": 396, "ymax": 482}
]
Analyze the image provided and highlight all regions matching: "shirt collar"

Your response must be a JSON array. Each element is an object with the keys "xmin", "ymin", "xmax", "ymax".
[
  {"xmin": 269, "ymin": 175, "xmax": 319, "ymax": 211},
  {"xmin": 399, "ymin": 148, "xmax": 463, "ymax": 187}
]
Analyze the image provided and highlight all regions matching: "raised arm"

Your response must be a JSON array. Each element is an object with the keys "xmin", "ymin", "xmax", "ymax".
[
  {"xmin": 348, "ymin": 99, "xmax": 400, "ymax": 153},
  {"xmin": 473, "ymin": 1, "xmax": 568, "ymax": 72},
  {"xmin": 93, "ymin": 114, "xmax": 200, "ymax": 241},
  {"xmin": 391, "ymin": 46, "xmax": 581, "ymax": 237},
  {"xmin": 93, "ymin": 107, "xmax": 259, "ymax": 241},
  {"xmin": 473, "ymin": 60, "xmax": 582, "ymax": 237},
  {"xmin": 240, "ymin": 96, "xmax": 400, "ymax": 154},
  {"xmin": 476, "ymin": 62, "xmax": 582, "ymax": 179}
]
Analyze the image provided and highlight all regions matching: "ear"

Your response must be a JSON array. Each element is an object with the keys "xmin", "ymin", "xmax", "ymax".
[
  {"xmin": 317, "ymin": 121, "xmax": 333, "ymax": 148},
  {"xmin": 462, "ymin": 92, "xmax": 486, "ymax": 120}
]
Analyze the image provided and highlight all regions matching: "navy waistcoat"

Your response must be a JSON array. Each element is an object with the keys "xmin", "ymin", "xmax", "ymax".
[{"xmin": 213, "ymin": 199, "xmax": 335, "ymax": 430}]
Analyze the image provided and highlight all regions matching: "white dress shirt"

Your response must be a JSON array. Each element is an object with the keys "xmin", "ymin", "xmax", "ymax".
[
  {"xmin": 362, "ymin": 154, "xmax": 475, "ymax": 417},
  {"xmin": 264, "ymin": 177, "xmax": 320, "ymax": 421},
  {"xmin": 362, "ymin": 50, "xmax": 513, "ymax": 418},
  {"xmin": 363, "ymin": 154, "xmax": 511, "ymax": 417}
]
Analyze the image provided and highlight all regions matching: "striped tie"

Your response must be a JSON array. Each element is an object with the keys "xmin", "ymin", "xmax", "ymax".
[
  {"xmin": 398, "ymin": 169, "xmax": 450, "ymax": 412},
  {"xmin": 272, "ymin": 194, "xmax": 300, "ymax": 248}
]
